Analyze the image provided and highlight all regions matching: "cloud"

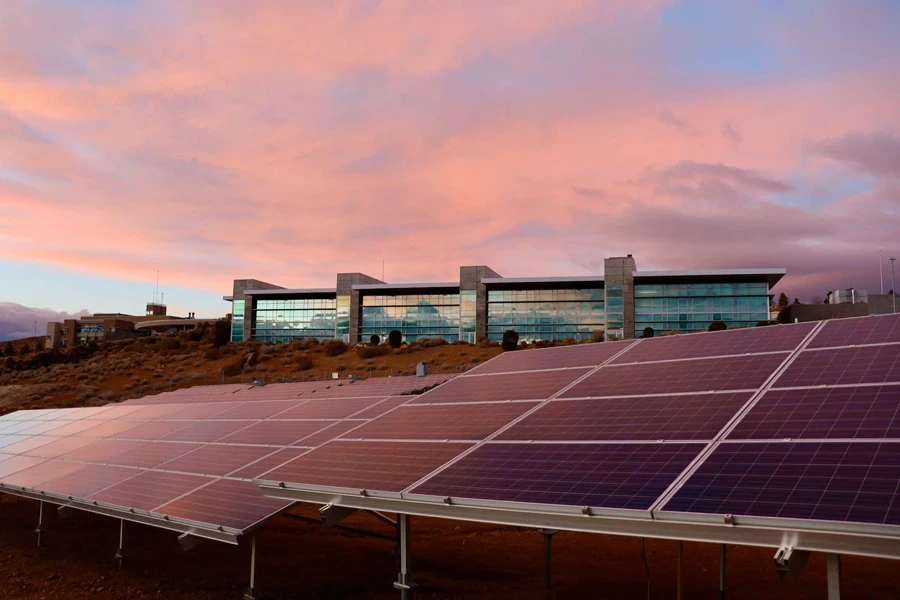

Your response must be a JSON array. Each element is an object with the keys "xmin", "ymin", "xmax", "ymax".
[
  {"xmin": 657, "ymin": 108, "xmax": 692, "ymax": 132},
  {"xmin": 721, "ymin": 123, "xmax": 742, "ymax": 145},
  {"xmin": 572, "ymin": 186, "xmax": 608, "ymax": 199},
  {"xmin": 812, "ymin": 131, "xmax": 900, "ymax": 178},
  {"xmin": 0, "ymin": 302, "xmax": 91, "ymax": 342}
]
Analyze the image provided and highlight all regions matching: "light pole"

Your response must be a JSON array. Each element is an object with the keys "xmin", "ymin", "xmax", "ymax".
[{"xmin": 891, "ymin": 258, "xmax": 897, "ymax": 314}]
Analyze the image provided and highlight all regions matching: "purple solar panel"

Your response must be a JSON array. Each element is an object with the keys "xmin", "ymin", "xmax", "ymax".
[
  {"xmin": 24, "ymin": 436, "xmax": 98, "ymax": 458},
  {"xmin": 808, "ymin": 313, "xmax": 900, "ymax": 349},
  {"xmin": 498, "ymin": 393, "xmax": 753, "ymax": 442},
  {"xmin": 108, "ymin": 420, "xmax": 191, "ymax": 441},
  {"xmin": 15, "ymin": 421, "xmax": 70, "ymax": 435},
  {"xmin": 105, "ymin": 441, "xmax": 195, "ymax": 469},
  {"xmin": 0, "ymin": 460, "xmax": 84, "ymax": 490},
  {"xmin": 562, "ymin": 354, "xmax": 786, "ymax": 398},
  {"xmin": 60, "ymin": 439, "xmax": 140, "ymax": 463},
  {"xmin": 160, "ymin": 444, "xmax": 275, "ymax": 476},
  {"xmin": 88, "ymin": 470, "xmax": 209, "ymax": 511},
  {"xmin": 158, "ymin": 420, "xmax": 253, "ymax": 443},
  {"xmin": 76, "ymin": 420, "xmax": 141, "ymax": 438},
  {"xmin": 729, "ymin": 386, "xmax": 900, "ymax": 440},
  {"xmin": 351, "ymin": 396, "xmax": 410, "ymax": 419},
  {"xmin": 41, "ymin": 463, "xmax": 137, "ymax": 498},
  {"xmin": 164, "ymin": 403, "xmax": 237, "ymax": 420},
  {"xmin": 42, "ymin": 420, "xmax": 106, "ymax": 437},
  {"xmin": 411, "ymin": 442, "xmax": 703, "ymax": 510},
  {"xmin": 347, "ymin": 402, "xmax": 540, "ymax": 441},
  {"xmin": 260, "ymin": 440, "xmax": 472, "ymax": 492},
  {"xmin": 154, "ymin": 478, "xmax": 292, "ymax": 531},
  {"xmin": 0, "ymin": 455, "xmax": 47, "ymax": 479},
  {"xmin": 231, "ymin": 447, "xmax": 309, "ymax": 480},
  {"xmin": 0, "ymin": 435, "xmax": 58, "ymax": 455},
  {"xmin": 774, "ymin": 345, "xmax": 900, "ymax": 388},
  {"xmin": 409, "ymin": 368, "xmax": 591, "ymax": 405},
  {"xmin": 126, "ymin": 404, "xmax": 185, "ymax": 420},
  {"xmin": 611, "ymin": 322, "xmax": 817, "ymax": 365},
  {"xmin": 219, "ymin": 421, "xmax": 332, "ymax": 446},
  {"xmin": 298, "ymin": 420, "xmax": 366, "ymax": 446},
  {"xmin": 210, "ymin": 401, "xmax": 298, "ymax": 420},
  {"xmin": 469, "ymin": 340, "xmax": 636, "ymax": 375},
  {"xmin": 275, "ymin": 397, "xmax": 386, "ymax": 420},
  {"xmin": 663, "ymin": 441, "xmax": 900, "ymax": 525}
]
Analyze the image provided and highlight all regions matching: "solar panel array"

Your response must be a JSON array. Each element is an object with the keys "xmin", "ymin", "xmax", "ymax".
[
  {"xmin": 257, "ymin": 315, "xmax": 900, "ymax": 538},
  {"xmin": 0, "ymin": 374, "xmax": 455, "ymax": 539}
]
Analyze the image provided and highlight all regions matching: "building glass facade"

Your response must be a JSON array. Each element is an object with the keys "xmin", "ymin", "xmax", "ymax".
[
  {"xmin": 605, "ymin": 285, "xmax": 624, "ymax": 339},
  {"xmin": 459, "ymin": 290, "xmax": 477, "ymax": 343},
  {"xmin": 231, "ymin": 300, "xmax": 245, "ymax": 342},
  {"xmin": 486, "ymin": 288, "xmax": 605, "ymax": 342},
  {"xmin": 251, "ymin": 298, "xmax": 337, "ymax": 343},
  {"xmin": 336, "ymin": 295, "xmax": 351, "ymax": 340},
  {"xmin": 361, "ymin": 293, "xmax": 460, "ymax": 342},
  {"xmin": 634, "ymin": 282, "xmax": 770, "ymax": 336}
]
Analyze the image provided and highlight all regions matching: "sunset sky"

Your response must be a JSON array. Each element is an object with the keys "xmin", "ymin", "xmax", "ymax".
[{"xmin": 1, "ymin": 1, "xmax": 899, "ymax": 338}]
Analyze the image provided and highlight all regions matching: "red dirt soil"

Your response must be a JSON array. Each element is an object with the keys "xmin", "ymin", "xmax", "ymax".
[{"xmin": 0, "ymin": 498, "xmax": 897, "ymax": 599}]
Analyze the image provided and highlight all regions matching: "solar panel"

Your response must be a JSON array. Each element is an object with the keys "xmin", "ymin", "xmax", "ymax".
[
  {"xmin": 775, "ymin": 344, "xmax": 900, "ymax": 388},
  {"xmin": 154, "ymin": 478, "xmax": 292, "ymax": 532},
  {"xmin": 807, "ymin": 313, "xmax": 900, "ymax": 349},
  {"xmin": 0, "ymin": 459, "xmax": 84, "ymax": 490},
  {"xmin": 258, "ymin": 440, "xmax": 472, "ymax": 492},
  {"xmin": 467, "ymin": 340, "xmax": 635, "ymax": 375},
  {"xmin": 160, "ymin": 444, "xmax": 275, "ymax": 476},
  {"xmin": 209, "ymin": 401, "xmax": 300, "ymax": 420},
  {"xmin": 108, "ymin": 420, "xmax": 192, "ymax": 440},
  {"xmin": 88, "ymin": 470, "xmax": 210, "ymax": 512},
  {"xmin": 229, "ymin": 447, "xmax": 309, "ymax": 480},
  {"xmin": 157, "ymin": 420, "xmax": 253, "ymax": 443},
  {"xmin": 728, "ymin": 385, "xmax": 900, "ymax": 440},
  {"xmin": 662, "ymin": 441, "xmax": 900, "ymax": 526},
  {"xmin": 274, "ymin": 397, "xmax": 387, "ymax": 419},
  {"xmin": 103, "ymin": 441, "xmax": 195, "ymax": 469},
  {"xmin": 297, "ymin": 420, "xmax": 365, "ymax": 446},
  {"xmin": 219, "ymin": 420, "xmax": 333, "ymax": 446},
  {"xmin": 562, "ymin": 354, "xmax": 787, "ymax": 398},
  {"xmin": 0, "ymin": 455, "xmax": 50, "ymax": 480},
  {"xmin": 41, "ymin": 463, "xmax": 136, "ymax": 498},
  {"xmin": 345, "ymin": 402, "xmax": 540, "ymax": 441},
  {"xmin": 410, "ymin": 442, "xmax": 704, "ymax": 510},
  {"xmin": 497, "ymin": 393, "xmax": 753, "ymax": 442},
  {"xmin": 610, "ymin": 322, "xmax": 817, "ymax": 365},
  {"xmin": 351, "ymin": 396, "xmax": 411, "ymax": 419},
  {"xmin": 409, "ymin": 368, "xmax": 591, "ymax": 405}
]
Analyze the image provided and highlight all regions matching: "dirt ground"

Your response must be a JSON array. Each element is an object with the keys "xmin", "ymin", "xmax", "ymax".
[{"xmin": 1, "ymin": 497, "xmax": 897, "ymax": 600}]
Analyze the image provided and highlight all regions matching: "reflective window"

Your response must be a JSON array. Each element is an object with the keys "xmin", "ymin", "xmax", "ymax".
[
  {"xmin": 486, "ymin": 287, "xmax": 605, "ymax": 342},
  {"xmin": 361, "ymin": 293, "xmax": 460, "ymax": 343},
  {"xmin": 634, "ymin": 282, "xmax": 770, "ymax": 336},
  {"xmin": 231, "ymin": 300, "xmax": 245, "ymax": 342},
  {"xmin": 252, "ymin": 297, "xmax": 337, "ymax": 343}
]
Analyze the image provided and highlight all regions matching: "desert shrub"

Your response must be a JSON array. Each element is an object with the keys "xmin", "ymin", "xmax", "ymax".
[
  {"xmin": 222, "ymin": 356, "xmax": 245, "ymax": 377},
  {"xmin": 470, "ymin": 357, "xmax": 480, "ymax": 363},
  {"xmin": 335, "ymin": 364, "xmax": 347, "ymax": 372},
  {"xmin": 161, "ymin": 338, "xmax": 182, "ymax": 350},
  {"xmin": 211, "ymin": 320, "xmax": 231, "ymax": 347},
  {"xmin": 323, "ymin": 340, "xmax": 348, "ymax": 357},
  {"xmin": 478, "ymin": 338, "xmax": 500, "ymax": 348},
  {"xmin": 388, "ymin": 330, "xmax": 403, "ymax": 349},
  {"xmin": 19, "ymin": 343, "xmax": 31, "ymax": 356},
  {"xmin": 3, "ymin": 342, "xmax": 14, "ymax": 357},
  {"xmin": 301, "ymin": 338, "xmax": 320, "ymax": 350},
  {"xmin": 186, "ymin": 329, "xmax": 204, "ymax": 342},
  {"xmin": 356, "ymin": 345, "xmax": 390, "ymax": 359},
  {"xmin": 369, "ymin": 334, "xmax": 380, "ymax": 345},
  {"xmin": 708, "ymin": 321, "xmax": 727, "ymax": 332},
  {"xmin": 418, "ymin": 337, "xmax": 449, "ymax": 348},
  {"xmin": 296, "ymin": 357, "xmax": 315, "ymax": 370},
  {"xmin": 756, "ymin": 320, "xmax": 775, "ymax": 327},
  {"xmin": 219, "ymin": 345, "xmax": 236, "ymax": 355},
  {"xmin": 534, "ymin": 339, "xmax": 552, "ymax": 348},
  {"xmin": 642, "ymin": 327, "xmax": 655, "ymax": 338},
  {"xmin": 501, "ymin": 330, "xmax": 519, "ymax": 351}
]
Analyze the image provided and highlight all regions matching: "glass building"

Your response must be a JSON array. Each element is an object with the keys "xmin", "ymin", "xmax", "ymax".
[{"xmin": 227, "ymin": 258, "xmax": 784, "ymax": 343}]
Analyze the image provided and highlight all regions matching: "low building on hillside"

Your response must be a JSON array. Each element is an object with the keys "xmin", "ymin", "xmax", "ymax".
[
  {"xmin": 45, "ymin": 302, "xmax": 224, "ymax": 350},
  {"xmin": 226, "ymin": 255, "xmax": 785, "ymax": 344},
  {"xmin": 778, "ymin": 289, "xmax": 898, "ymax": 324}
]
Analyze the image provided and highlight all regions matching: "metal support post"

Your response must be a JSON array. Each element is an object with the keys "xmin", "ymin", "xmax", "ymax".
[
  {"xmin": 540, "ymin": 529, "xmax": 557, "ymax": 589},
  {"xmin": 35, "ymin": 501, "xmax": 44, "ymax": 547},
  {"xmin": 826, "ymin": 554, "xmax": 842, "ymax": 600},
  {"xmin": 115, "ymin": 519, "xmax": 126, "ymax": 569},
  {"xmin": 719, "ymin": 544, "xmax": 726, "ymax": 600},
  {"xmin": 243, "ymin": 535, "xmax": 258, "ymax": 600},
  {"xmin": 393, "ymin": 514, "xmax": 416, "ymax": 599},
  {"xmin": 676, "ymin": 540, "xmax": 683, "ymax": 600}
]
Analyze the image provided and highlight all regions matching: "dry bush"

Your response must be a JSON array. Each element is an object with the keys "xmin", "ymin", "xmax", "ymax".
[
  {"xmin": 323, "ymin": 340, "xmax": 348, "ymax": 357},
  {"xmin": 355, "ymin": 345, "xmax": 390, "ymax": 359}
]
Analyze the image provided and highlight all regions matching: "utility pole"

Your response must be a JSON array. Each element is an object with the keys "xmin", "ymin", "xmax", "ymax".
[
  {"xmin": 891, "ymin": 258, "xmax": 897, "ymax": 314},
  {"xmin": 881, "ymin": 250, "xmax": 885, "ymax": 294}
]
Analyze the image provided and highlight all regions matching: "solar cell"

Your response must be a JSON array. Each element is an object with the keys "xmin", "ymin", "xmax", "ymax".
[
  {"xmin": 663, "ymin": 441, "xmax": 900, "ymax": 525},
  {"xmin": 468, "ymin": 340, "xmax": 636, "ymax": 375},
  {"xmin": 209, "ymin": 401, "xmax": 298, "ymax": 420},
  {"xmin": 154, "ymin": 478, "xmax": 292, "ymax": 531},
  {"xmin": 126, "ymin": 404, "xmax": 185, "ymax": 420},
  {"xmin": 297, "ymin": 420, "xmax": 365, "ymax": 446},
  {"xmin": 409, "ymin": 368, "xmax": 591, "ymax": 405},
  {"xmin": 0, "ymin": 459, "xmax": 84, "ymax": 490},
  {"xmin": 351, "ymin": 396, "xmax": 410, "ymax": 419},
  {"xmin": 275, "ymin": 397, "xmax": 386, "ymax": 420},
  {"xmin": 728, "ymin": 385, "xmax": 900, "ymax": 440},
  {"xmin": 497, "ymin": 393, "xmax": 753, "ymax": 442},
  {"xmin": 77, "ymin": 420, "xmax": 141, "ymax": 438},
  {"xmin": 219, "ymin": 420, "xmax": 332, "ymax": 446},
  {"xmin": 1, "ymin": 421, "xmax": 45, "ymax": 434},
  {"xmin": 43, "ymin": 420, "xmax": 108, "ymax": 437},
  {"xmin": 562, "ymin": 354, "xmax": 787, "ymax": 398},
  {"xmin": 88, "ymin": 470, "xmax": 210, "ymax": 512},
  {"xmin": 15, "ymin": 421, "xmax": 70, "ymax": 435},
  {"xmin": 0, "ymin": 435, "xmax": 28, "ymax": 449},
  {"xmin": 108, "ymin": 420, "xmax": 192, "ymax": 440},
  {"xmin": 23, "ymin": 436, "xmax": 98, "ymax": 458},
  {"xmin": 0, "ymin": 435, "xmax": 59, "ymax": 455},
  {"xmin": 41, "ymin": 463, "xmax": 136, "ymax": 498},
  {"xmin": 259, "ymin": 440, "xmax": 472, "ymax": 492},
  {"xmin": 158, "ymin": 420, "xmax": 253, "ymax": 443},
  {"xmin": 347, "ymin": 402, "xmax": 540, "ymax": 441},
  {"xmin": 160, "ymin": 444, "xmax": 274, "ymax": 476},
  {"xmin": 611, "ymin": 322, "xmax": 817, "ymax": 365},
  {"xmin": 105, "ymin": 441, "xmax": 195, "ymax": 469},
  {"xmin": 774, "ymin": 345, "xmax": 900, "ymax": 388},
  {"xmin": 411, "ymin": 442, "xmax": 704, "ymax": 510},
  {"xmin": 60, "ymin": 439, "xmax": 140, "ymax": 463},
  {"xmin": 164, "ymin": 403, "xmax": 237, "ymax": 420},
  {"xmin": 0, "ymin": 455, "xmax": 47, "ymax": 479},
  {"xmin": 229, "ymin": 447, "xmax": 309, "ymax": 480},
  {"xmin": 807, "ymin": 313, "xmax": 900, "ymax": 349}
]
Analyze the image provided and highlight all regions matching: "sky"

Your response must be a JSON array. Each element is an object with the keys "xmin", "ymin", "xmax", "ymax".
[{"xmin": 1, "ymin": 1, "xmax": 899, "ymax": 340}]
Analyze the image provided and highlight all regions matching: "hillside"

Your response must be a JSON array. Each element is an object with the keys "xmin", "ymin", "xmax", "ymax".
[{"xmin": 0, "ymin": 330, "xmax": 507, "ymax": 415}]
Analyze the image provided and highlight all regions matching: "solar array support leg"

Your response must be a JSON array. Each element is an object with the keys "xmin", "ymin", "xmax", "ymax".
[
  {"xmin": 35, "ymin": 500, "xmax": 44, "ymax": 547},
  {"xmin": 115, "ymin": 519, "xmax": 126, "ymax": 569},
  {"xmin": 826, "ymin": 554, "xmax": 842, "ymax": 600},
  {"xmin": 676, "ymin": 540, "xmax": 683, "ymax": 600},
  {"xmin": 393, "ymin": 514, "xmax": 416, "ymax": 599},
  {"xmin": 719, "ymin": 544, "xmax": 726, "ymax": 600},
  {"xmin": 541, "ymin": 529, "xmax": 557, "ymax": 589},
  {"xmin": 243, "ymin": 535, "xmax": 258, "ymax": 600}
]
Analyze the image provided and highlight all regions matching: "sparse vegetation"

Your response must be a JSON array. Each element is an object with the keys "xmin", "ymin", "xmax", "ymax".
[
  {"xmin": 708, "ymin": 321, "xmax": 727, "ymax": 332},
  {"xmin": 323, "ymin": 340, "xmax": 348, "ymax": 357},
  {"xmin": 501, "ymin": 330, "xmax": 519, "ymax": 351},
  {"xmin": 388, "ymin": 330, "xmax": 403, "ymax": 349},
  {"xmin": 642, "ymin": 327, "xmax": 655, "ymax": 338}
]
